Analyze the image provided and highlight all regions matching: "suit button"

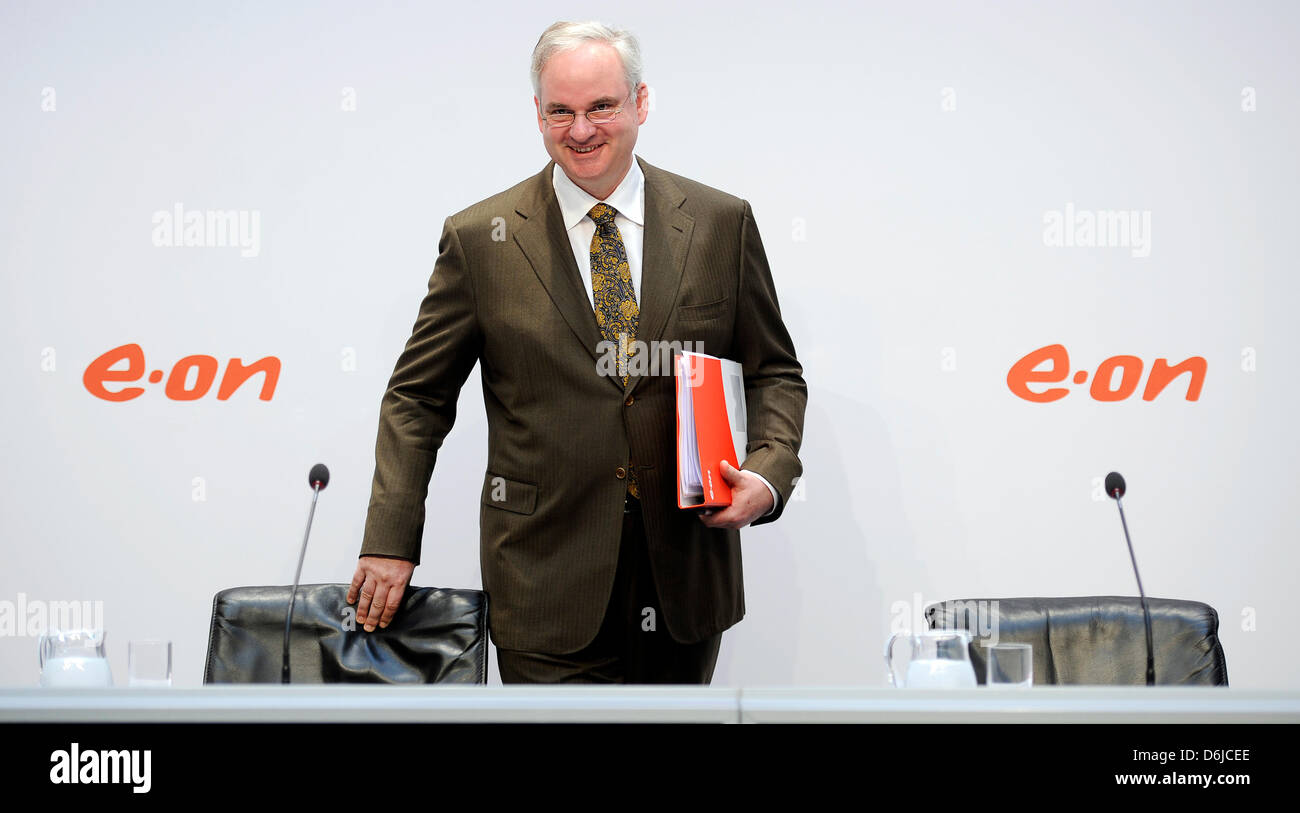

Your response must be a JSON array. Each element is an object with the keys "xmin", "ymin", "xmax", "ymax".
[
  {"xmin": 624, "ymin": 395, "xmax": 634, "ymax": 407},
  {"xmin": 615, "ymin": 466, "xmax": 627, "ymax": 480}
]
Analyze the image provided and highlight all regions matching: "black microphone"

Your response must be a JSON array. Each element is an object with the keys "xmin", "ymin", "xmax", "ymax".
[
  {"xmin": 283, "ymin": 463, "xmax": 330, "ymax": 684},
  {"xmin": 1105, "ymin": 471, "xmax": 1155, "ymax": 686},
  {"xmin": 309, "ymin": 463, "xmax": 330, "ymax": 490}
]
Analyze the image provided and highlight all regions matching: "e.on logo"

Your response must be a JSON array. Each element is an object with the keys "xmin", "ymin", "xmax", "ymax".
[
  {"xmin": 83, "ymin": 343, "xmax": 281, "ymax": 402},
  {"xmin": 1007, "ymin": 344, "xmax": 1206, "ymax": 403}
]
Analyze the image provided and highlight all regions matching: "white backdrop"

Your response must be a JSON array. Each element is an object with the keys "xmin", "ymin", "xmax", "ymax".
[{"xmin": 2, "ymin": 0, "xmax": 1295, "ymax": 688}]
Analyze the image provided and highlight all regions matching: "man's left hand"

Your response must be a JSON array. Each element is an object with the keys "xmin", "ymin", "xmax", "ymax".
[{"xmin": 696, "ymin": 460, "xmax": 774, "ymax": 529}]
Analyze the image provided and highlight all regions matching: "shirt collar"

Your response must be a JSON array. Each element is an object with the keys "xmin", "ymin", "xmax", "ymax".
[{"xmin": 552, "ymin": 156, "xmax": 645, "ymax": 231}]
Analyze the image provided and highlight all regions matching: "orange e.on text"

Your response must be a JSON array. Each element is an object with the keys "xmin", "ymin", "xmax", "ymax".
[
  {"xmin": 1008, "ymin": 344, "xmax": 1205, "ymax": 403},
  {"xmin": 83, "ymin": 343, "xmax": 280, "ymax": 402}
]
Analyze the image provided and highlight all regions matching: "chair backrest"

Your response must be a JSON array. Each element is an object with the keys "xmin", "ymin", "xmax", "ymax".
[
  {"xmin": 925, "ymin": 596, "xmax": 1227, "ymax": 686},
  {"xmin": 204, "ymin": 584, "xmax": 488, "ymax": 684}
]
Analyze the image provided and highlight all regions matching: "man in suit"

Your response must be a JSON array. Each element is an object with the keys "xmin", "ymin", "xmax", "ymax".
[{"xmin": 347, "ymin": 21, "xmax": 805, "ymax": 683}]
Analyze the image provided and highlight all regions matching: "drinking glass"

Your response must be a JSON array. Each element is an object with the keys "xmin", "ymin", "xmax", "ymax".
[
  {"xmin": 128, "ymin": 640, "xmax": 173, "ymax": 687},
  {"xmin": 986, "ymin": 643, "xmax": 1033, "ymax": 688}
]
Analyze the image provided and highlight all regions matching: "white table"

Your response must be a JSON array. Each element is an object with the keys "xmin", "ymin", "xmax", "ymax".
[{"xmin": 3, "ymin": 686, "xmax": 1297, "ymax": 723}]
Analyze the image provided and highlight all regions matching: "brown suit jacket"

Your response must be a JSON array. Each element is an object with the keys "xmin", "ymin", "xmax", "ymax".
[{"xmin": 361, "ymin": 156, "xmax": 806, "ymax": 653}]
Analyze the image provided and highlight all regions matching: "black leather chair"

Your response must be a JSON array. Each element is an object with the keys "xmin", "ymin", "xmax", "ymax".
[
  {"xmin": 204, "ymin": 584, "xmax": 488, "ymax": 684},
  {"xmin": 925, "ymin": 596, "xmax": 1228, "ymax": 686}
]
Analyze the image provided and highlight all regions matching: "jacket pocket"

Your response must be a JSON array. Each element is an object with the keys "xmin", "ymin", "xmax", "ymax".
[
  {"xmin": 675, "ymin": 296, "xmax": 730, "ymax": 322},
  {"xmin": 481, "ymin": 472, "xmax": 538, "ymax": 515}
]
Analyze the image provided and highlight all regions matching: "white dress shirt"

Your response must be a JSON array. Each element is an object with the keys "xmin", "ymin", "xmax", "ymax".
[
  {"xmin": 552, "ymin": 157, "xmax": 646, "ymax": 309},
  {"xmin": 551, "ymin": 156, "xmax": 779, "ymax": 521}
]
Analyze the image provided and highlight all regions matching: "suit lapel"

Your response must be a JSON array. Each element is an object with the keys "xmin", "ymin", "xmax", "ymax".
[
  {"xmin": 630, "ymin": 157, "xmax": 694, "ymax": 397},
  {"xmin": 511, "ymin": 163, "xmax": 609, "ymax": 375}
]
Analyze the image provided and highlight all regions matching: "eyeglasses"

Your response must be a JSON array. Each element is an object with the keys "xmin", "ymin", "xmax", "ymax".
[{"xmin": 541, "ymin": 89, "xmax": 636, "ymax": 128}]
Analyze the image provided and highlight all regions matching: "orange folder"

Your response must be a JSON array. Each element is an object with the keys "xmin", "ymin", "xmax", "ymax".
[{"xmin": 676, "ymin": 351, "xmax": 748, "ymax": 508}]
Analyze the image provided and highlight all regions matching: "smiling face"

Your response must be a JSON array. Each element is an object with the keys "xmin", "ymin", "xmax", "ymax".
[{"xmin": 534, "ymin": 41, "xmax": 649, "ymax": 200}]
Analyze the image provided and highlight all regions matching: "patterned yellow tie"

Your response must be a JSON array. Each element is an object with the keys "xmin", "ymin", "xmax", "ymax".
[{"xmin": 589, "ymin": 202, "xmax": 639, "ymax": 497}]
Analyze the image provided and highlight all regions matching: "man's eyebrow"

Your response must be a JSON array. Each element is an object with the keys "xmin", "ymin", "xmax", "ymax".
[{"xmin": 545, "ymin": 95, "xmax": 622, "ymax": 112}]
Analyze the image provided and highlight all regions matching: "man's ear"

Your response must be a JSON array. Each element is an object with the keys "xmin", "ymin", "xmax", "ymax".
[
  {"xmin": 635, "ymin": 83, "xmax": 649, "ymax": 125},
  {"xmin": 534, "ymin": 96, "xmax": 544, "ymax": 133}
]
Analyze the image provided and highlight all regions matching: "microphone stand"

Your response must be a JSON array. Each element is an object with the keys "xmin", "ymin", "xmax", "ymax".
[
  {"xmin": 282, "ymin": 481, "xmax": 323, "ymax": 684},
  {"xmin": 1113, "ymin": 488, "xmax": 1155, "ymax": 686}
]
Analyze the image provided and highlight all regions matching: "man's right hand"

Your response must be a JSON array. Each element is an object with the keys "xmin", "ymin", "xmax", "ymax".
[{"xmin": 347, "ymin": 555, "xmax": 415, "ymax": 632}]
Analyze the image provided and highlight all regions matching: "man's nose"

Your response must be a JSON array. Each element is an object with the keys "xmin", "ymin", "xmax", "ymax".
[{"xmin": 569, "ymin": 114, "xmax": 597, "ymax": 141}]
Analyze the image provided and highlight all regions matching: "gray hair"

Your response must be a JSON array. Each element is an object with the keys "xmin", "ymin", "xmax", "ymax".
[{"xmin": 530, "ymin": 21, "xmax": 643, "ymax": 99}]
